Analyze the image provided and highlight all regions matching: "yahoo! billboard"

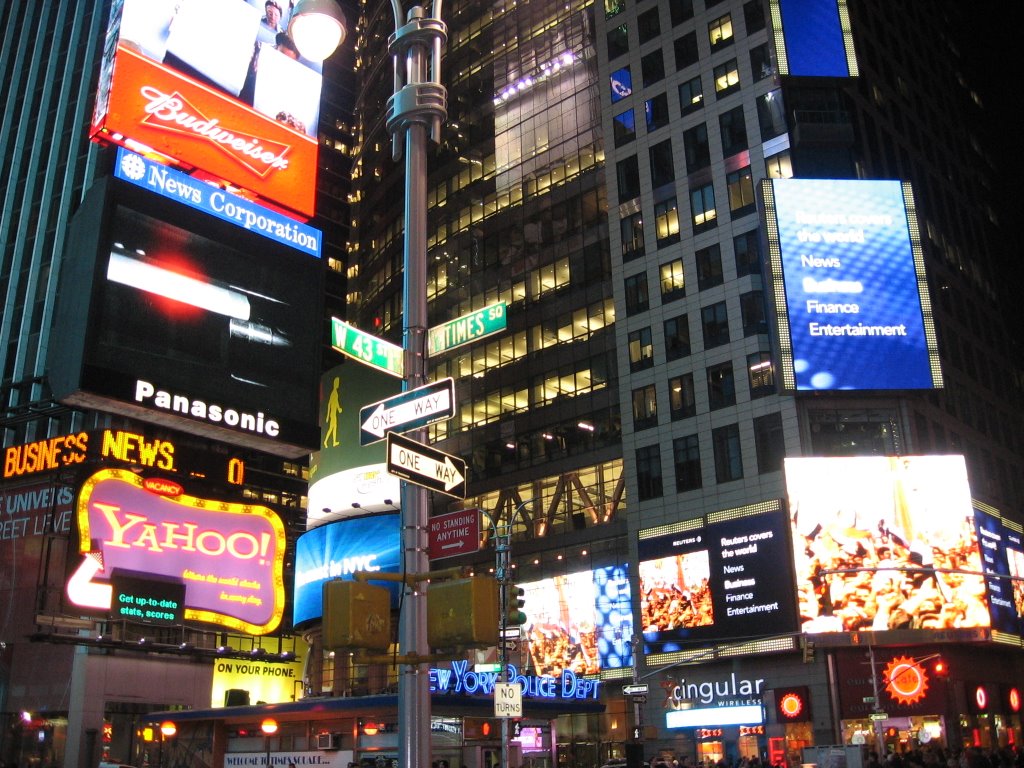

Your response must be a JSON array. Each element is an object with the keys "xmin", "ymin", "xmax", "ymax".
[
  {"xmin": 92, "ymin": 0, "xmax": 328, "ymax": 217},
  {"xmin": 68, "ymin": 468, "xmax": 286, "ymax": 634}
]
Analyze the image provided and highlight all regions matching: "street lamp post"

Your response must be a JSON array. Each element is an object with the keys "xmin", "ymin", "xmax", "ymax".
[
  {"xmin": 480, "ymin": 500, "xmax": 538, "ymax": 768},
  {"xmin": 386, "ymin": 5, "xmax": 447, "ymax": 768}
]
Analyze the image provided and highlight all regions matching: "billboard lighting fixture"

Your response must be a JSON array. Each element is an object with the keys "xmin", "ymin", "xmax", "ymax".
[
  {"xmin": 107, "ymin": 251, "xmax": 251, "ymax": 320},
  {"xmin": 288, "ymin": 0, "xmax": 348, "ymax": 62}
]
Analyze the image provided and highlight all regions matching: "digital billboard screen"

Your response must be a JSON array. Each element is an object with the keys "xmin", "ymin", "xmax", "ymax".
[
  {"xmin": 785, "ymin": 456, "xmax": 989, "ymax": 634},
  {"xmin": 68, "ymin": 468, "xmax": 286, "ymax": 634},
  {"xmin": 637, "ymin": 502, "xmax": 797, "ymax": 655},
  {"xmin": 518, "ymin": 565, "xmax": 633, "ymax": 677},
  {"xmin": 771, "ymin": 0, "xmax": 857, "ymax": 77},
  {"xmin": 761, "ymin": 178, "xmax": 941, "ymax": 391},
  {"xmin": 973, "ymin": 505, "xmax": 1024, "ymax": 638},
  {"xmin": 50, "ymin": 178, "xmax": 322, "ymax": 457},
  {"xmin": 92, "ymin": 0, "xmax": 329, "ymax": 217},
  {"xmin": 292, "ymin": 513, "xmax": 401, "ymax": 627}
]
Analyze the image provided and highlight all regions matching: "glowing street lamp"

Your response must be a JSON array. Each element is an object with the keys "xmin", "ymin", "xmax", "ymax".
[{"xmin": 287, "ymin": 0, "xmax": 348, "ymax": 62}]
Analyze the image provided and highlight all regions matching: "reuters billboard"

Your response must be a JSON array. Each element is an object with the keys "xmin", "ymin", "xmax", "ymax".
[
  {"xmin": 68, "ymin": 468, "xmax": 286, "ymax": 634},
  {"xmin": 92, "ymin": 0, "xmax": 326, "ymax": 217},
  {"xmin": 785, "ymin": 456, "xmax": 989, "ymax": 635},
  {"xmin": 760, "ymin": 178, "xmax": 942, "ymax": 392}
]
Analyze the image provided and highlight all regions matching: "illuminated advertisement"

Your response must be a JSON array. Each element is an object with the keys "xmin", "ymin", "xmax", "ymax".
[
  {"xmin": 93, "ymin": 0, "xmax": 327, "ymax": 217},
  {"xmin": 68, "ymin": 468, "xmax": 286, "ymax": 634},
  {"xmin": 770, "ymin": 0, "xmax": 857, "ymax": 77},
  {"xmin": 973, "ymin": 505, "xmax": 1024, "ymax": 637},
  {"xmin": 3, "ymin": 428, "xmax": 244, "ymax": 485},
  {"xmin": 292, "ymin": 513, "xmax": 401, "ymax": 627},
  {"xmin": 785, "ymin": 456, "xmax": 989, "ymax": 634},
  {"xmin": 429, "ymin": 660, "xmax": 600, "ymax": 701},
  {"xmin": 211, "ymin": 656, "xmax": 303, "ymax": 708},
  {"xmin": 307, "ymin": 364, "xmax": 403, "ymax": 526},
  {"xmin": 760, "ymin": 178, "xmax": 942, "ymax": 391},
  {"xmin": 518, "ymin": 565, "xmax": 633, "ymax": 677},
  {"xmin": 114, "ymin": 148, "xmax": 321, "ymax": 258},
  {"xmin": 638, "ymin": 502, "xmax": 797, "ymax": 655},
  {"xmin": 50, "ymin": 178, "xmax": 322, "ymax": 458}
]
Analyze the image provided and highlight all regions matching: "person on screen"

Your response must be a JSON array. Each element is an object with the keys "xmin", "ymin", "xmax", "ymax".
[{"xmin": 261, "ymin": 0, "xmax": 284, "ymax": 32}]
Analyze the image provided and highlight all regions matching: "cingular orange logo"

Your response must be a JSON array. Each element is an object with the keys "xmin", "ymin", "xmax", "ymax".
[{"xmin": 884, "ymin": 656, "xmax": 929, "ymax": 705}]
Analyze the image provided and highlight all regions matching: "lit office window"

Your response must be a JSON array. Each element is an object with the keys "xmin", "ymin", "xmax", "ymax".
[
  {"xmin": 679, "ymin": 76, "xmax": 704, "ymax": 115},
  {"xmin": 726, "ymin": 165, "xmax": 755, "ymax": 216},
  {"xmin": 628, "ymin": 327, "xmax": 654, "ymax": 372},
  {"xmin": 669, "ymin": 373, "xmax": 696, "ymax": 419},
  {"xmin": 632, "ymin": 384, "xmax": 658, "ymax": 430},
  {"xmin": 660, "ymin": 258, "xmax": 686, "ymax": 301},
  {"xmin": 654, "ymin": 198, "xmax": 681, "ymax": 245},
  {"xmin": 713, "ymin": 59, "xmax": 740, "ymax": 97},
  {"xmin": 708, "ymin": 14, "xmax": 733, "ymax": 48},
  {"xmin": 690, "ymin": 183, "xmax": 717, "ymax": 231}
]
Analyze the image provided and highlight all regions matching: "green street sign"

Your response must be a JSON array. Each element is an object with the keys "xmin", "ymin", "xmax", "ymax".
[
  {"xmin": 331, "ymin": 318, "xmax": 404, "ymax": 378},
  {"xmin": 428, "ymin": 302, "xmax": 507, "ymax": 355}
]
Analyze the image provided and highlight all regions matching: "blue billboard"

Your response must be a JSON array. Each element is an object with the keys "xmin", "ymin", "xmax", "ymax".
[
  {"xmin": 974, "ymin": 505, "xmax": 1024, "ymax": 638},
  {"xmin": 292, "ymin": 513, "xmax": 401, "ymax": 626},
  {"xmin": 772, "ymin": 0, "xmax": 857, "ymax": 77},
  {"xmin": 761, "ymin": 178, "xmax": 942, "ymax": 391}
]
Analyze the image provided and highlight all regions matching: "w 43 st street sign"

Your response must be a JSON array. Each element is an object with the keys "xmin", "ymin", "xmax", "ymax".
[{"xmin": 359, "ymin": 378, "xmax": 455, "ymax": 445}]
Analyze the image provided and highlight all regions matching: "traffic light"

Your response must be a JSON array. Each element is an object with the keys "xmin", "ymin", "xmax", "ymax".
[
  {"xmin": 932, "ymin": 657, "xmax": 949, "ymax": 678},
  {"xmin": 506, "ymin": 585, "xmax": 527, "ymax": 626},
  {"xmin": 322, "ymin": 579, "xmax": 392, "ymax": 651},
  {"xmin": 427, "ymin": 576, "xmax": 499, "ymax": 649}
]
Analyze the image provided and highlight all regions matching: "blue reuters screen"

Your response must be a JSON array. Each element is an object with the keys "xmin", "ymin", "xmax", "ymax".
[{"xmin": 762, "ymin": 178, "xmax": 941, "ymax": 391}]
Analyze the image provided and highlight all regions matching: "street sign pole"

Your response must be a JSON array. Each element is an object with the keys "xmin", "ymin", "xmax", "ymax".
[{"xmin": 386, "ymin": 6, "xmax": 448, "ymax": 768}]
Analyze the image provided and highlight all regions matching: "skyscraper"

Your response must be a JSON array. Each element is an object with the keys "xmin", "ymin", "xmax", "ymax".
[{"xmin": 347, "ymin": 0, "xmax": 1024, "ymax": 761}]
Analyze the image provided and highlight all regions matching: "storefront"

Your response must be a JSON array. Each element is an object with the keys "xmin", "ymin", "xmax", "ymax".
[
  {"xmin": 150, "ymin": 665, "xmax": 604, "ymax": 768},
  {"xmin": 833, "ymin": 645, "xmax": 1024, "ymax": 753},
  {"xmin": 652, "ymin": 657, "xmax": 827, "ymax": 767}
]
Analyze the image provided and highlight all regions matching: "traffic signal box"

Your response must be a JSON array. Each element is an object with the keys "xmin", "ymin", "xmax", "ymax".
[
  {"xmin": 507, "ymin": 585, "xmax": 527, "ymax": 626},
  {"xmin": 427, "ymin": 576, "xmax": 499, "ymax": 649},
  {"xmin": 322, "ymin": 579, "xmax": 392, "ymax": 651}
]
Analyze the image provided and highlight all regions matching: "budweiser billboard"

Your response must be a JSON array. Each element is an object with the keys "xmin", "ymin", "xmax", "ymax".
[{"xmin": 92, "ymin": 0, "xmax": 324, "ymax": 218}]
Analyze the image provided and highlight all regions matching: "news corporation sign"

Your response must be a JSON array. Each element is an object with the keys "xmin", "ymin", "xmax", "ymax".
[{"xmin": 114, "ymin": 148, "xmax": 321, "ymax": 259}]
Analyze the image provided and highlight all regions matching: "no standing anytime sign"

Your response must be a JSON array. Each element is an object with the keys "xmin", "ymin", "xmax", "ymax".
[{"xmin": 428, "ymin": 508, "xmax": 480, "ymax": 560}]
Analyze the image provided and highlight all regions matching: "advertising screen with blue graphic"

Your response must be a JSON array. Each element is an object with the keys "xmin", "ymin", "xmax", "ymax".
[
  {"xmin": 773, "ymin": 0, "xmax": 856, "ymax": 77},
  {"xmin": 974, "ymin": 506, "xmax": 1024, "ymax": 638},
  {"xmin": 292, "ymin": 513, "xmax": 401, "ymax": 626},
  {"xmin": 761, "ymin": 178, "xmax": 941, "ymax": 392},
  {"xmin": 519, "ymin": 565, "xmax": 633, "ymax": 677},
  {"xmin": 637, "ymin": 503, "xmax": 797, "ymax": 655}
]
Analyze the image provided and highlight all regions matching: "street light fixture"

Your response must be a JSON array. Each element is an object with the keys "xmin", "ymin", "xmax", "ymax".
[{"xmin": 287, "ymin": 0, "xmax": 349, "ymax": 62}]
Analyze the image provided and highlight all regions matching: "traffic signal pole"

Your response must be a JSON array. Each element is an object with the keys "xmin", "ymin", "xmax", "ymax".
[{"xmin": 386, "ymin": 3, "xmax": 447, "ymax": 768}]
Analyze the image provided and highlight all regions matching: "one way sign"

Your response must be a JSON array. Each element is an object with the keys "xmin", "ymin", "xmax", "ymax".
[
  {"xmin": 386, "ymin": 431, "xmax": 467, "ymax": 499},
  {"xmin": 360, "ymin": 378, "xmax": 455, "ymax": 445}
]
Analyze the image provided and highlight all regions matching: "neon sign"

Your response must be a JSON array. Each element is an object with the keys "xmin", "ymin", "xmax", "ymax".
[
  {"xmin": 883, "ymin": 656, "xmax": 929, "ymax": 705},
  {"xmin": 429, "ymin": 660, "xmax": 600, "ymax": 701},
  {"xmin": 68, "ymin": 468, "xmax": 285, "ymax": 633}
]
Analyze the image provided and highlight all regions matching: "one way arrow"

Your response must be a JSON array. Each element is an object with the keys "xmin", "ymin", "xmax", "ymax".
[
  {"xmin": 360, "ymin": 378, "xmax": 456, "ymax": 445},
  {"xmin": 386, "ymin": 431, "xmax": 467, "ymax": 498}
]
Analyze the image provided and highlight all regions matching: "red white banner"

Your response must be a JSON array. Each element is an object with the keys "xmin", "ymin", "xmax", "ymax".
[{"xmin": 93, "ymin": 44, "xmax": 316, "ymax": 217}]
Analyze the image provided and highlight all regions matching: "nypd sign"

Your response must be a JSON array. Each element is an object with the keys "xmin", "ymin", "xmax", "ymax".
[{"xmin": 114, "ymin": 148, "xmax": 321, "ymax": 259}]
